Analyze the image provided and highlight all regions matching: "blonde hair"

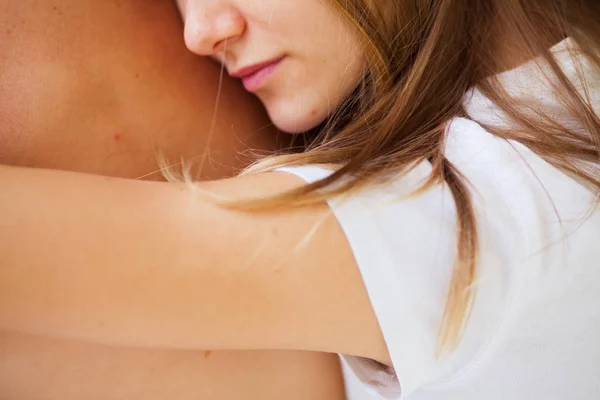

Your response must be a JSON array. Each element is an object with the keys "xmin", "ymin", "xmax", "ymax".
[{"xmin": 173, "ymin": 0, "xmax": 600, "ymax": 354}]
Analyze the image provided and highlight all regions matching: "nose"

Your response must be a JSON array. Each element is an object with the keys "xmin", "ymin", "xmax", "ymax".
[{"xmin": 182, "ymin": 4, "xmax": 246, "ymax": 56}]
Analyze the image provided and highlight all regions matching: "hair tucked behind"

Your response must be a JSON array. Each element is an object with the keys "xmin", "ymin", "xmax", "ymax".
[{"xmin": 192, "ymin": 0, "xmax": 600, "ymax": 354}]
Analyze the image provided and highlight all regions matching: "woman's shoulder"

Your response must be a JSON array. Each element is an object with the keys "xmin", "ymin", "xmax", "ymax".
[{"xmin": 277, "ymin": 113, "xmax": 599, "ymax": 394}]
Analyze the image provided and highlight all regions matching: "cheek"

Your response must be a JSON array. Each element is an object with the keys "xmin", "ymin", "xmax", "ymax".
[{"xmin": 259, "ymin": 56, "xmax": 365, "ymax": 134}]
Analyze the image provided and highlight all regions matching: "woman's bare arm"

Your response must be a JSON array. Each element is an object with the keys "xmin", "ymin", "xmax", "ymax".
[{"xmin": 0, "ymin": 165, "xmax": 390, "ymax": 365}]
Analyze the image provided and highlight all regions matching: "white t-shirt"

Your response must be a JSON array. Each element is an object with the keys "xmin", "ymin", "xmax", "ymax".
[{"xmin": 279, "ymin": 39, "xmax": 600, "ymax": 399}]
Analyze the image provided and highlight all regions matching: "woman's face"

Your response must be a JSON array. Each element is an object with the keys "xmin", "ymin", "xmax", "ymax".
[{"xmin": 175, "ymin": 0, "xmax": 366, "ymax": 133}]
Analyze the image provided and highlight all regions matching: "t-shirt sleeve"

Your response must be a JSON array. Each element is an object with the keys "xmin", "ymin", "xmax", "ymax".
[
  {"xmin": 276, "ymin": 120, "xmax": 523, "ymax": 398},
  {"xmin": 276, "ymin": 163, "xmax": 462, "ymax": 398}
]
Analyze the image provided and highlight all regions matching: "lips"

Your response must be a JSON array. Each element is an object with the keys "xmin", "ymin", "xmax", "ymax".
[
  {"xmin": 230, "ymin": 56, "xmax": 285, "ymax": 92},
  {"xmin": 230, "ymin": 57, "xmax": 285, "ymax": 78}
]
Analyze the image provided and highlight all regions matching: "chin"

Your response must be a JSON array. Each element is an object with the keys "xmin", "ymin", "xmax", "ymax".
[
  {"xmin": 264, "ymin": 99, "xmax": 329, "ymax": 134},
  {"xmin": 270, "ymin": 117, "xmax": 319, "ymax": 134}
]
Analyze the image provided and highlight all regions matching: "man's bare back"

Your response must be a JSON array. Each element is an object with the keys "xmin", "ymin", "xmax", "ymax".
[
  {"xmin": 0, "ymin": 0, "xmax": 282, "ymax": 179},
  {"xmin": 0, "ymin": 1, "xmax": 344, "ymax": 399}
]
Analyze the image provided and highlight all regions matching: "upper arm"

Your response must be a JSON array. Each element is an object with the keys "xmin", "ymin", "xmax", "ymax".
[{"xmin": 0, "ymin": 166, "xmax": 390, "ymax": 364}]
